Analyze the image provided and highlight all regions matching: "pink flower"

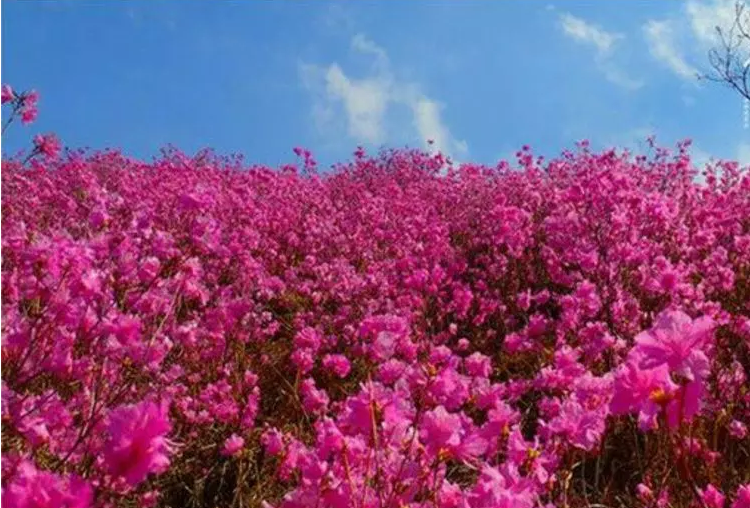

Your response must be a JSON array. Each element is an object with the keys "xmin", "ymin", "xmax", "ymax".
[
  {"xmin": 699, "ymin": 484, "xmax": 725, "ymax": 508},
  {"xmin": 732, "ymin": 485, "xmax": 750, "ymax": 508},
  {"xmin": 633, "ymin": 310, "xmax": 714, "ymax": 382},
  {"xmin": 300, "ymin": 378, "xmax": 329, "ymax": 414},
  {"xmin": 420, "ymin": 405, "xmax": 461, "ymax": 455},
  {"xmin": 516, "ymin": 290, "xmax": 531, "ymax": 311},
  {"xmin": 371, "ymin": 331, "xmax": 397, "ymax": 361},
  {"xmin": 322, "ymin": 354, "xmax": 351, "ymax": 378},
  {"xmin": 290, "ymin": 348, "xmax": 315, "ymax": 374},
  {"xmin": 241, "ymin": 388, "xmax": 260, "ymax": 429},
  {"xmin": 20, "ymin": 90, "xmax": 39, "ymax": 123},
  {"xmin": 610, "ymin": 356, "xmax": 674, "ymax": 430},
  {"xmin": 420, "ymin": 405, "xmax": 487, "ymax": 461},
  {"xmin": 294, "ymin": 327, "xmax": 322, "ymax": 351},
  {"xmin": 315, "ymin": 417, "xmax": 344, "ymax": 458},
  {"xmin": 468, "ymin": 464, "xmax": 537, "ymax": 508},
  {"xmin": 1, "ymin": 461, "xmax": 92, "ymax": 508},
  {"xmin": 104, "ymin": 400, "xmax": 173, "ymax": 486},
  {"xmin": 33, "ymin": 133, "xmax": 61, "ymax": 159},
  {"xmin": 465, "ymin": 352, "xmax": 492, "ymax": 378},
  {"xmin": 427, "ymin": 366, "xmax": 470, "ymax": 410},
  {"xmin": 261, "ymin": 427, "xmax": 285, "ymax": 455},
  {"xmin": 543, "ymin": 397, "xmax": 606, "ymax": 451},
  {"xmin": 360, "ymin": 314, "xmax": 409, "ymax": 361},
  {"xmin": 140, "ymin": 490, "xmax": 159, "ymax": 508},
  {"xmin": 658, "ymin": 267, "xmax": 680, "ymax": 292},
  {"xmin": 729, "ymin": 419, "xmax": 748, "ymax": 439},
  {"xmin": 222, "ymin": 434, "xmax": 245, "ymax": 456},
  {"xmin": 663, "ymin": 378, "xmax": 703, "ymax": 429},
  {"xmin": 2, "ymin": 84, "xmax": 14, "ymax": 104},
  {"xmin": 636, "ymin": 483, "xmax": 653, "ymax": 502}
]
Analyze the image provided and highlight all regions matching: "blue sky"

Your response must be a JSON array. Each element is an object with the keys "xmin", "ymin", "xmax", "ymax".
[{"xmin": 2, "ymin": 0, "xmax": 748, "ymax": 168}]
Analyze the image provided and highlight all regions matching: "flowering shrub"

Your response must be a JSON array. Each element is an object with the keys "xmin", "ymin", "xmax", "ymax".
[{"xmin": 2, "ymin": 86, "xmax": 750, "ymax": 508}]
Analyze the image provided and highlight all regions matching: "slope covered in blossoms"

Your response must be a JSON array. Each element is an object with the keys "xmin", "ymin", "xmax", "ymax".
[{"xmin": 2, "ymin": 98, "xmax": 750, "ymax": 507}]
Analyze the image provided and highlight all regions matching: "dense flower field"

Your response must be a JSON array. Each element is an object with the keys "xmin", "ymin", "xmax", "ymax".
[{"xmin": 2, "ymin": 87, "xmax": 750, "ymax": 508}]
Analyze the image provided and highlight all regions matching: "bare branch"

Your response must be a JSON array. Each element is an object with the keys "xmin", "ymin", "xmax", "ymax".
[{"xmin": 701, "ymin": 1, "xmax": 750, "ymax": 101}]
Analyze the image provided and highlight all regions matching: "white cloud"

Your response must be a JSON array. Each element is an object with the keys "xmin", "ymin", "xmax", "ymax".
[
  {"xmin": 300, "ymin": 34, "xmax": 467, "ymax": 157},
  {"xmin": 324, "ymin": 64, "xmax": 390, "ymax": 144},
  {"xmin": 600, "ymin": 65, "xmax": 645, "ymax": 90},
  {"xmin": 410, "ymin": 97, "xmax": 468, "ymax": 157},
  {"xmin": 686, "ymin": 0, "xmax": 738, "ymax": 46},
  {"xmin": 559, "ymin": 13, "xmax": 622, "ymax": 55},
  {"xmin": 351, "ymin": 33, "xmax": 389, "ymax": 70},
  {"xmin": 643, "ymin": 20, "xmax": 699, "ymax": 80},
  {"xmin": 642, "ymin": 0, "xmax": 746, "ymax": 81},
  {"xmin": 559, "ymin": 13, "xmax": 643, "ymax": 89}
]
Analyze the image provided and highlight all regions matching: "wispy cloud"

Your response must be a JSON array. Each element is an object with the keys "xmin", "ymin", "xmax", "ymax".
[
  {"xmin": 642, "ymin": 0, "xmax": 744, "ymax": 81},
  {"xmin": 558, "ymin": 13, "xmax": 643, "ymax": 90},
  {"xmin": 324, "ymin": 63, "xmax": 391, "ymax": 144},
  {"xmin": 300, "ymin": 34, "xmax": 467, "ymax": 158},
  {"xmin": 559, "ymin": 13, "xmax": 622, "ymax": 55},
  {"xmin": 643, "ymin": 20, "xmax": 699, "ymax": 80},
  {"xmin": 686, "ymin": 0, "xmax": 738, "ymax": 47},
  {"xmin": 410, "ymin": 97, "xmax": 468, "ymax": 157}
]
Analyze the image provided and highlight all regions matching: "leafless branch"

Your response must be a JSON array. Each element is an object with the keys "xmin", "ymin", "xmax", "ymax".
[{"xmin": 701, "ymin": 1, "xmax": 750, "ymax": 101}]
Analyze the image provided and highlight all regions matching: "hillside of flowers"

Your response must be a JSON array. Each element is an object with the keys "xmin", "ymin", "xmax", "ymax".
[{"xmin": 2, "ymin": 86, "xmax": 750, "ymax": 508}]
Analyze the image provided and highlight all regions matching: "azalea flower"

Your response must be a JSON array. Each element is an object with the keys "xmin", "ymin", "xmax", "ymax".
[
  {"xmin": 420, "ymin": 405, "xmax": 487, "ymax": 462},
  {"xmin": 103, "ymin": 400, "xmax": 174, "ymax": 486},
  {"xmin": 729, "ymin": 419, "xmax": 748, "ymax": 439},
  {"xmin": 33, "ymin": 133, "xmax": 61, "ymax": 159},
  {"xmin": 2, "ymin": 84, "xmax": 14, "ymax": 104},
  {"xmin": 2, "ymin": 461, "xmax": 93, "ymax": 508},
  {"xmin": 20, "ymin": 90, "xmax": 39, "ymax": 123},
  {"xmin": 222, "ymin": 434, "xmax": 245, "ymax": 456},
  {"xmin": 699, "ymin": 484, "xmax": 725, "ymax": 508},
  {"xmin": 633, "ymin": 310, "xmax": 714, "ymax": 382},
  {"xmin": 322, "ymin": 354, "xmax": 351, "ymax": 378},
  {"xmin": 732, "ymin": 485, "xmax": 750, "ymax": 508}
]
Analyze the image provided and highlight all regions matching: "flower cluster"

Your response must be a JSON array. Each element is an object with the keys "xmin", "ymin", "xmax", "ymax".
[
  {"xmin": 2, "ymin": 84, "xmax": 39, "ymax": 126},
  {"xmin": 2, "ymin": 89, "xmax": 750, "ymax": 507}
]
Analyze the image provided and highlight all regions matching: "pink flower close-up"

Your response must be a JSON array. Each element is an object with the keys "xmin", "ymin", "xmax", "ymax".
[
  {"xmin": 1, "ymin": 461, "xmax": 93, "ymax": 508},
  {"xmin": 699, "ymin": 484, "xmax": 726, "ymax": 508},
  {"xmin": 33, "ymin": 133, "xmax": 61, "ymax": 158},
  {"xmin": 222, "ymin": 434, "xmax": 245, "ymax": 456},
  {"xmin": 2, "ymin": 83, "xmax": 14, "ymax": 103},
  {"xmin": 19, "ymin": 90, "xmax": 39, "ymax": 124},
  {"xmin": 103, "ymin": 401, "xmax": 174, "ymax": 487},
  {"xmin": 633, "ymin": 310, "xmax": 715, "ymax": 382}
]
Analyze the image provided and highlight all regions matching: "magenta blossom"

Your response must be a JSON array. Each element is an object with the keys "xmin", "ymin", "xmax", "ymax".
[
  {"xmin": 33, "ymin": 133, "xmax": 61, "ymax": 159},
  {"xmin": 699, "ymin": 484, "xmax": 725, "ymax": 508},
  {"xmin": 610, "ymin": 356, "xmax": 677, "ymax": 430},
  {"xmin": 729, "ymin": 419, "xmax": 748, "ymax": 439},
  {"xmin": 20, "ymin": 90, "xmax": 39, "ymax": 124},
  {"xmin": 2, "ymin": 84, "xmax": 14, "ymax": 104},
  {"xmin": 1, "ymin": 461, "xmax": 92, "ymax": 508},
  {"xmin": 322, "ymin": 354, "xmax": 351, "ymax": 378},
  {"xmin": 222, "ymin": 434, "xmax": 245, "ymax": 456},
  {"xmin": 633, "ymin": 310, "xmax": 715, "ymax": 382},
  {"xmin": 103, "ymin": 400, "xmax": 174, "ymax": 486},
  {"xmin": 420, "ymin": 405, "xmax": 487, "ymax": 462},
  {"xmin": 732, "ymin": 485, "xmax": 750, "ymax": 508}
]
